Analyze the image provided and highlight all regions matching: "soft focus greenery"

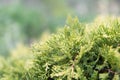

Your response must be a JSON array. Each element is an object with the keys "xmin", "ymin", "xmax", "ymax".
[
  {"xmin": 0, "ymin": 0, "xmax": 71, "ymax": 56},
  {"xmin": 22, "ymin": 16, "xmax": 120, "ymax": 80},
  {"xmin": 0, "ymin": 43, "xmax": 33, "ymax": 80}
]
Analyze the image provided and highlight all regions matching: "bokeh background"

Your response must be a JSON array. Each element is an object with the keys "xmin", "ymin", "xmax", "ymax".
[{"xmin": 0, "ymin": 0, "xmax": 120, "ymax": 56}]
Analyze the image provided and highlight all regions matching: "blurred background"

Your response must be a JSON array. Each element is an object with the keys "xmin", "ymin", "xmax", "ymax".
[{"xmin": 0, "ymin": 0, "xmax": 120, "ymax": 56}]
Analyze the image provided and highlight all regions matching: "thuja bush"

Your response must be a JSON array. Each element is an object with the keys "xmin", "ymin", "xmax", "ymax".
[{"xmin": 24, "ymin": 16, "xmax": 120, "ymax": 80}]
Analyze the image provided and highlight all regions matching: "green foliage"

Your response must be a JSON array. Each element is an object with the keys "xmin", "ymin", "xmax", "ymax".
[
  {"xmin": 0, "ymin": 44, "xmax": 33, "ymax": 80},
  {"xmin": 24, "ymin": 16, "xmax": 120, "ymax": 80}
]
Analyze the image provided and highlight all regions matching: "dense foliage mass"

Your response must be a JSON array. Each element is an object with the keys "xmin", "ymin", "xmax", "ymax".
[
  {"xmin": 23, "ymin": 16, "xmax": 120, "ymax": 80},
  {"xmin": 1, "ymin": 16, "xmax": 120, "ymax": 80}
]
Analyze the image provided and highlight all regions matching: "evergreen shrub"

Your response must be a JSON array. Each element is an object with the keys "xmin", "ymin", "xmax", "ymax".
[{"xmin": 24, "ymin": 16, "xmax": 120, "ymax": 79}]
